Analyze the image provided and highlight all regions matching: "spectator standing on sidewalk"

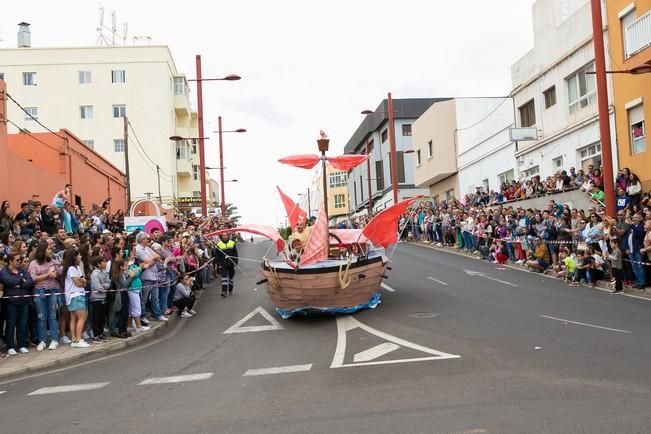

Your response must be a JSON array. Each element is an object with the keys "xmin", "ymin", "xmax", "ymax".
[
  {"xmin": 89, "ymin": 256, "xmax": 110, "ymax": 340},
  {"xmin": 608, "ymin": 238, "xmax": 623, "ymax": 293},
  {"xmin": 135, "ymin": 231, "xmax": 160, "ymax": 325},
  {"xmin": 109, "ymin": 258, "xmax": 132, "ymax": 339},
  {"xmin": 28, "ymin": 242, "xmax": 60, "ymax": 351},
  {"xmin": 0, "ymin": 252, "xmax": 34, "ymax": 355},
  {"xmin": 623, "ymin": 213, "xmax": 646, "ymax": 289},
  {"xmin": 61, "ymin": 248, "xmax": 90, "ymax": 348},
  {"xmin": 126, "ymin": 248, "xmax": 149, "ymax": 332},
  {"xmin": 151, "ymin": 242, "xmax": 169, "ymax": 322}
]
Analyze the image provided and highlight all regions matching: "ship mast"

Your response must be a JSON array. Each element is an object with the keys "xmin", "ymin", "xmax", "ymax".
[{"xmin": 317, "ymin": 135, "xmax": 329, "ymax": 225}]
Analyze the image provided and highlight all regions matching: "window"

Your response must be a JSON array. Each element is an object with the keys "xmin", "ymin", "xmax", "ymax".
[
  {"xmin": 176, "ymin": 141, "xmax": 189, "ymax": 160},
  {"xmin": 113, "ymin": 139, "xmax": 125, "ymax": 152},
  {"xmin": 620, "ymin": 7, "xmax": 637, "ymax": 59},
  {"xmin": 191, "ymin": 144, "xmax": 197, "ymax": 154},
  {"xmin": 359, "ymin": 175, "xmax": 364, "ymax": 201},
  {"xmin": 445, "ymin": 189, "xmax": 455, "ymax": 201},
  {"xmin": 174, "ymin": 77, "xmax": 185, "ymax": 95},
  {"xmin": 82, "ymin": 140, "xmax": 94, "ymax": 149},
  {"xmin": 22, "ymin": 72, "xmax": 36, "ymax": 86},
  {"xmin": 522, "ymin": 165, "xmax": 539, "ymax": 178},
  {"xmin": 0, "ymin": 73, "xmax": 4, "ymax": 81},
  {"xmin": 24, "ymin": 107, "xmax": 38, "ymax": 121},
  {"xmin": 416, "ymin": 149, "xmax": 422, "ymax": 165},
  {"xmin": 334, "ymin": 194, "xmax": 346, "ymax": 209},
  {"xmin": 553, "ymin": 156, "xmax": 563, "ymax": 170},
  {"xmin": 329, "ymin": 171, "xmax": 348, "ymax": 188},
  {"xmin": 402, "ymin": 124, "xmax": 412, "ymax": 136},
  {"xmin": 630, "ymin": 104, "xmax": 646, "ymax": 154},
  {"xmin": 381, "ymin": 129, "xmax": 388, "ymax": 143},
  {"xmin": 353, "ymin": 181, "xmax": 357, "ymax": 206},
  {"xmin": 375, "ymin": 161, "xmax": 385, "ymax": 191},
  {"xmin": 192, "ymin": 164, "xmax": 199, "ymax": 180},
  {"xmin": 113, "ymin": 104, "xmax": 126, "ymax": 118},
  {"xmin": 578, "ymin": 143, "xmax": 602, "ymax": 171},
  {"xmin": 519, "ymin": 99, "xmax": 536, "ymax": 127},
  {"xmin": 192, "ymin": 191, "xmax": 201, "ymax": 197},
  {"xmin": 80, "ymin": 105, "xmax": 93, "ymax": 119},
  {"xmin": 498, "ymin": 169, "xmax": 515, "ymax": 184},
  {"xmin": 482, "ymin": 178, "xmax": 489, "ymax": 191},
  {"xmin": 78, "ymin": 71, "xmax": 92, "ymax": 84},
  {"xmin": 543, "ymin": 86, "xmax": 556, "ymax": 109},
  {"xmin": 111, "ymin": 70, "xmax": 126, "ymax": 83},
  {"xmin": 427, "ymin": 140, "xmax": 433, "ymax": 157},
  {"xmin": 397, "ymin": 151, "xmax": 406, "ymax": 183},
  {"xmin": 567, "ymin": 63, "xmax": 596, "ymax": 113}
]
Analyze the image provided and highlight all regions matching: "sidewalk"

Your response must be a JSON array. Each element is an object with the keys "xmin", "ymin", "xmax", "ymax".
[
  {"xmin": 0, "ymin": 289, "xmax": 204, "ymax": 381},
  {"xmin": 408, "ymin": 240, "xmax": 651, "ymax": 301}
]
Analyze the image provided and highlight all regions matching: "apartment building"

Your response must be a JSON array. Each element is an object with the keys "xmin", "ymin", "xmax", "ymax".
[
  {"xmin": 606, "ymin": 0, "xmax": 651, "ymax": 189},
  {"xmin": 299, "ymin": 164, "xmax": 349, "ymax": 225},
  {"xmin": 345, "ymin": 98, "xmax": 446, "ymax": 216},
  {"xmin": 0, "ymin": 24, "xmax": 201, "ymax": 205},
  {"xmin": 511, "ymin": 0, "xmax": 616, "ymax": 181}
]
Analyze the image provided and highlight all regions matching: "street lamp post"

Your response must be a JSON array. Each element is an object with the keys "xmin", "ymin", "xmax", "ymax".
[
  {"xmin": 189, "ymin": 54, "xmax": 241, "ymax": 217},
  {"xmin": 213, "ymin": 116, "xmax": 246, "ymax": 217},
  {"xmin": 366, "ymin": 139, "xmax": 373, "ymax": 214}
]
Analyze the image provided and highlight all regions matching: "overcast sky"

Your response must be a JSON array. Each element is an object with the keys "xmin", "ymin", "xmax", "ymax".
[{"xmin": 1, "ymin": 0, "xmax": 537, "ymax": 226}]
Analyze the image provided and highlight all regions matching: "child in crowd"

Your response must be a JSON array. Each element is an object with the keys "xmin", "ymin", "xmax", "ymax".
[
  {"xmin": 608, "ymin": 238, "xmax": 623, "ymax": 293},
  {"xmin": 173, "ymin": 273, "xmax": 197, "ymax": 318},
  {"xmin": 89, "ymin": 255, "xmax": 111, "ymax": 341},
  {"xmin": 126, "ymin": 248, "xmax": 149, "ymax": 332}
]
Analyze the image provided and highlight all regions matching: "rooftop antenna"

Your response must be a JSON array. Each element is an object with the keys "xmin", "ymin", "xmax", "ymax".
[{"xmin": 95, "ymin": 4, "xmax": 128, "ymax": 46}]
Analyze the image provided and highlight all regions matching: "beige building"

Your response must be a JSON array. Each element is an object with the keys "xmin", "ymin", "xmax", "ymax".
[
  {"xmin": 299, "ymin": 163, "xmax": 349, "ymax": 224},
  {"xmin": 0, "ymin": 26, "xmax": 201, "ymax": 207}
]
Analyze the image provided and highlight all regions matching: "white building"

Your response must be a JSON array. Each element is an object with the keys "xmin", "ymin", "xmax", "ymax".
[
  {"xmin": 0, "ymin": 24, "xmax": 201, "ymax": 205},
  {"xmin": 412, "ymin": 98, "xmax": 516, "ymax": 200},
  {"xmin": 511, "ymin": 0, "xmax": 616, "ymax": 181}
]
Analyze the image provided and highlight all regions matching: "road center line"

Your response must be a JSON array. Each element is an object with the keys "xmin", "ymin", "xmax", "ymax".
[
  {"xmin": 540, "ymin": 315, "xmax": 632, "ymax": 334},
  {"xmin": 427, "ymin": 276, "xmax": 448, "ymax": 286},
  {"xmin": 139, "ymin": 373, "xmax": 214, "ymax": 385},
  {"xmin": 0, "ymin": 391, "xmax": 5, "ymax": 395},
  {"xmin": 381, "ymin": 282, "xmax": 395, "ymax": 292},
  {"xmin": 243, "ymin": 364, "xmax": 313, "ymax": 376},
  {"xmin": 27, "ymin": 382, "xmax": 110, "ymax": 396}
]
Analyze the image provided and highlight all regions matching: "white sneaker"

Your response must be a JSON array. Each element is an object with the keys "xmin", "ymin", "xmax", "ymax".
[
  {"xmin": 188, "ymin": 309, "xmax": 197, "ymax": 315},
  {"xmin": 60, "ymin": 335, "xmax": 72, "ymax": 344},
  {"xmin": 7, "ymin": 348, "xmax": 18, "ymax": 356},
  {"xmin": 37, "ymin": 341, "xmax": 46, "ymax": 351},
  {"xmin": 82, "ymin": 331, "xmax": 90, "ymax": 340},
  {"xmin": 137, "ymin": 326, "xmax": 150, "ymax": 332},
  {"xmin": 18, "ymin": 347, "xmax": 29, "ymax": 354},
  {"xmin": 181, "ymin": 311, "xmax": 193, "ymax": 318},
  {"xmin": 156, "ymin": 316, "xmax": 169, "ymax": 322},
  {"xmin": 71, "ymin": 340, "xmax": 90, "ymax": 348},
  {"xmin": 48, "ymin": 340, "xmax": 59, "ymax": 350}
]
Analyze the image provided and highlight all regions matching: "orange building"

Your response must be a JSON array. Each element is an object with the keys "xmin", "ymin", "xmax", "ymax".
[
  {"xmin": 607, "ymin": 1, "xmax": 651, "ymax": 188},
  {"xmin": 0, "ymin": 81, "xmax": 126, "ymax": 213}
]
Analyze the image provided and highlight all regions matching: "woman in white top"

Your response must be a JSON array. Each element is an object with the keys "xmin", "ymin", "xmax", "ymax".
[
  {"xmin": 626, "ymin": 173, "xmax": 642, "ymax": 208},
  {"xmin": 61, "ymin": 248, "xmax": 90, "ymax": 348}
]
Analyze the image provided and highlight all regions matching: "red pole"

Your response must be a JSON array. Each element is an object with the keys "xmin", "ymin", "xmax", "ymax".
[
  {"xmin": 590, "ymin": 0, "xmax": 615, "ymax": 216},
  {"xmin": 195, "ymin": 55, "xmax": 208, "ymax": 217},
  {"xmin": 366, "ymin": 139, "xmax": 373, "ymax": 213},
  {"xmin": 387, "ymin": 92, "xmax": 399, "ymax": 205},
  {"xmin": 218, "ymin": 116, "xmax": 226, "ymax": 218},
  {"xmin": 0, "ymin": 80, "xmax": 9, "ymax": 202}
]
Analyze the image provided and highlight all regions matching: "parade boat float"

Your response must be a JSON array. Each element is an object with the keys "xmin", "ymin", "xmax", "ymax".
[{"xmin": 207, "ymin": 133, "xmax": 416, "ymax": 318}]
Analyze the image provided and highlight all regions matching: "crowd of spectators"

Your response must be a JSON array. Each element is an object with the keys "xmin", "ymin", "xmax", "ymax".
[{"xmin": 0, "ymin": 190, "xmax": 238, "ymax": 357}]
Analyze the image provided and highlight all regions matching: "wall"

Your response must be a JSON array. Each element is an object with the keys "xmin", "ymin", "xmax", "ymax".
[
  {"xmin": 607, "ymin": 0, "xmax": 651, "ymax": 189},
  {"xmin": 490, "ymin": 188, "xmax": 594, "ymax": 212},
  {"xmin": 6, "ymin": 129, "xmax": 126, "ymax": 212},
  {"xmin": 428, "ymin": 175, "xmax": 459, "ymax": 202}
]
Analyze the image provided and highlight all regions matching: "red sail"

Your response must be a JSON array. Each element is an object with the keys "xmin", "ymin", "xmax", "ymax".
[
  {"xmin": 300, "ymin": 203, "xmax": 328, "ymax": 265},
  {"xmin": 326, "ymin": 154, "xmax": 369, "ymax": 171},
  {"xmin": 205, "ymin": 224, "xmax": 285, "ymax": 253},
  {"xmin": 278, "ymin": 154, "xmax": 320, "ymax": 169},
  {"xmin": 362, "ymin": 197, "xmax": 419, "ymax": 248},
  {"xmin": 277, "ymin": 186, "xmax": 307, "ymax": 230}
]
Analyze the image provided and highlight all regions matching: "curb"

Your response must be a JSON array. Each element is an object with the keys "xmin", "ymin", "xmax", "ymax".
[{"xmin": 405, "ymin": 241, "xmax": 651, "ymax": 301}]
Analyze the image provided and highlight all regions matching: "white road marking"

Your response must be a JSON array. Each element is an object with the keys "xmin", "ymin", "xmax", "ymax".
[
  {"xmin": 427, "ymin": 276, "xmax": 448, "ymax": 286},
  {"xmin": 331, "ymin": 316, "xmax": 460, "ymax": 368},
  {"xmin": 139, "ymin": 373, "xmax": 214, "ymax": 385},
  {"xmin": 381, "ymin": 282, "xmax": 395, "ymax": 292},
  {"xmin": 540, "ymin": 315, "xmax": 632, "ymax": 334},
  {"xmin": 223, "ymin": 306, "xmax": 285, "ymax": 334},
  {"xmin": 464, "ymin": 269, "xmax": 518, "ymax": 287},
  {"xmin": 0, "ymin": 391, "xmax": 5, "ymax": 395},
  {"xmin": 243, "ymin": 364, "xmax": 313, "ymax": 376},
  {"xmin": 27, "ymin": 382, "xmax": 110, "ymax": 396},
  {"xmin": 353, "ymin": 342, "xmax": 400, "ymax": 363}
]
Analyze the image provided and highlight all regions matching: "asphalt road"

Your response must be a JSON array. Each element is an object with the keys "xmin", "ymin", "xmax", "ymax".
[{"xmin": 1, "ymin": 241, "xmax": 650, "ymax": 433}]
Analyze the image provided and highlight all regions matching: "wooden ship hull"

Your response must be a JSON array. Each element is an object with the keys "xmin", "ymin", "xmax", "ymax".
[{"xmin": 261, "ymin": 254, "xmax": 387, "ymax": 318}]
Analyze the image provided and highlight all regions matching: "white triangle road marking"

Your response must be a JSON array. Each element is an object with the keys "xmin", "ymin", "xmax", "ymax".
[
  {"xmin": 353, "ymin": 342, "xmax": 400, "ymax": 363},
  {"xmin": 331, "ymin": 316, "xmax": 460, "ymax": 368},
  {"xmin": 223, "ymin": 306, "xmax": 285, "ymax": 334}
]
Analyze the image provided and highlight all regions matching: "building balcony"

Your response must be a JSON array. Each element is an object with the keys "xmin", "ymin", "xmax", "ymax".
[
  {"xmin": 176, "ymin": 158, "xmax": 192, "ymax": 176},
  {"xmin": 625, "ymin": 10, "xmax": 651, "ymax": 59},
  {"xmin": 174, "ymin": 93, "xmax": 192, "ymax": 116}
]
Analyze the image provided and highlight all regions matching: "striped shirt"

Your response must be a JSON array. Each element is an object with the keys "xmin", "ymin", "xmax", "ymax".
[{"xmin": 28, "ymin": 260, "xmax": 61, "ymax": 290}]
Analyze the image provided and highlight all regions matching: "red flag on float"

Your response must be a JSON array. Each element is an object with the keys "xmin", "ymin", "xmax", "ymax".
[
  {"xmin": 278, "ymin": 154, "xmax": 320, "ymax": 170},
  {"xmin": 362, "ymin": 197, "xmax": 420, "ymax": 248},
  {"xmin": 205, "ymin": 225, "xmax": 285, "ymax": 253},
  {"xmin": 276, "ymin": 186, "xmax": 307, "ymax": 231},
  {"xmin": 327, "ymin": 154, "xmax": 369, "ymax": 171},
  {"xmin": 300, "ymin": 203, "xmax": 328, "ymax": 265}
]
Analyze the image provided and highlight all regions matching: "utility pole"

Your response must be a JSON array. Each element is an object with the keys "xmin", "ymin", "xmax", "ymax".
[
  {"xmin": 590, "ymin": 0, "xmax": 615, "ymax": 216},
  {"xmin": 123, "ymin": 115, "xmax": 132, "ymax": 211},
  {"xmin": 387, "ymin": 92, "xmax": 399, "ymax": 205},
  {"xmin": 156, "ymin": 165, "xmax": 162, "ymax": 204},
  {"xmin": 195, "ymin": 55, "xmax": 208, "ymax": 217},
  {"xmin": 366, "ymin": 138, "xmax": 373, "ymax": 214}
]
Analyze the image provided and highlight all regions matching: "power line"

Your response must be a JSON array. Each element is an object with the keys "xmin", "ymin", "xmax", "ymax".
[
  {"xmin": 5, "ymin": 118, "xmax": 61, "ymax": 152},
  {"xmin": 5, "ymin": 92, "xmax": 67, "ymax": 140},
  {"xmin": 455, "ymin": 96, "xmax": 511, "ymax": 131},
  {"xmin": 127, "ymin": 120, "xmax": 173, "ymax": 178}
]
